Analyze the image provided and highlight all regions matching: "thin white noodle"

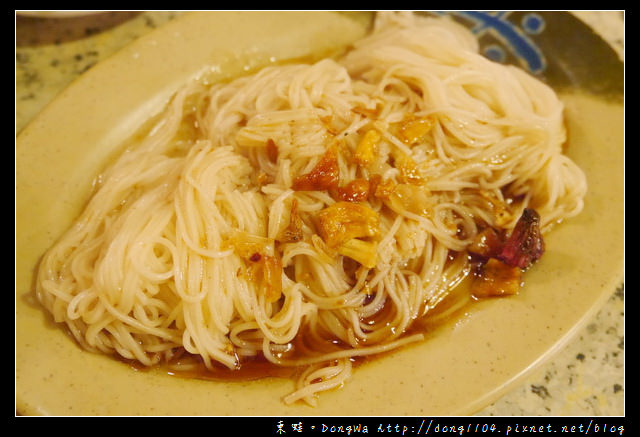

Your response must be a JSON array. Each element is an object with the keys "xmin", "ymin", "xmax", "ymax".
[{"xmin": 35, "ymin": 13, "xmax": 587, "ymax": 406}]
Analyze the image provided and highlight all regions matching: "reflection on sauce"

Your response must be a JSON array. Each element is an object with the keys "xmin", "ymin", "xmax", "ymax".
[
  {"xmin": 127, "ymin": 268, "xmax": 486, "ymax": 384},
  {"xmin": 172, "ymin": 355, "xmax": 299, "ymax": 382}
]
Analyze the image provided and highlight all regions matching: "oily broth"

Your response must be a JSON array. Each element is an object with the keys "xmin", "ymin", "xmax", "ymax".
[{"xmin": 129, "ymin": 263, "xmax": 479, "ymax": 384}]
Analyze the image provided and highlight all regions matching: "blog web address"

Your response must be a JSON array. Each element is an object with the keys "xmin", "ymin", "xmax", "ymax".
[{"xmin": 269, "ymin": 417, "xmax": 627, "ymax": 436}]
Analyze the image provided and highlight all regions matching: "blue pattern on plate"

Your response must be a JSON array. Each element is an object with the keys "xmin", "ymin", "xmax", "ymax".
[{"xmin": 435, "ymin": 11, "xmax": 547, "ymax": 74}]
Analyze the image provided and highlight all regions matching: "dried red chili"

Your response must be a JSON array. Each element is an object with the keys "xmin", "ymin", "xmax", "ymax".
[{"xmin": 496, "ymin": 208, "xmax": 545, "ymax": 269}]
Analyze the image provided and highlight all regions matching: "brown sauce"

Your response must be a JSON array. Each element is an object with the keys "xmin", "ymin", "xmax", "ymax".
[
  {"xmin": 169, "ymin": 354, "xmax": 299, "ymax": 382},
  {"xmin": 126, "ymin": 270, "xmax": 480, "ymax": 385}
]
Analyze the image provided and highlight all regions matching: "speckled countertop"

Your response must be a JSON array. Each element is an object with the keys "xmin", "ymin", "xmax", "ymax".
[
  {"xmin": 476, "ymin": 11, "xmax": 624, "ymax": 417},
  {"xmin": 15, "ymin": 11, "xmax": 624, "ymax": 416}
]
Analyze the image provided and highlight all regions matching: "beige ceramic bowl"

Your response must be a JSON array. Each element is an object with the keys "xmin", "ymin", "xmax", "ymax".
[{"xmin": 16, "ymin": 11, "xmax": 623, "ymax": 416}]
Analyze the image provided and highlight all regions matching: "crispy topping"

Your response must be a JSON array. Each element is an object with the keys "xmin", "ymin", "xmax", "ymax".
[
  {"xmin": 472, "ymin": 258, "xmax": 522, "ymax": 298},
  {"xmin": 227, "ymin": 230, "xmax": 275, "ymax": 259},
  {"xmin": 393, "ymin": 151, "xmax": 423, "ymax": 184},
  {"xmin": 280, "ymin": 198, "xmax": 303, "ymax": 243},
  {"xmin": 467, "ymin": 228, "xmax": 503, "ymax": 261},
  {"xmin": 227, "ymin": 230, "xmax": 282, "ymax": 303},
  {"xmin": 369, "ymin": 175, "xmax": 397, "ymax": 200},
  {"xmin": 333, "ymin": 178, "xmax": 370, "ymax": 203},
  {"xmin": 398, "ymin": 115, "xmax": 434, "ymax": 145},
  {"xmin": 388, "ymin": 183, "xmax": 432, "ymax": 218},
  {"xmin": 336, "ymin": 238, "xmax": 378, "ymax": 269},
  {"xmin": 310, "ymin": 234, "xmax": 336, "ymax": 264},
  {"xmin": 468, "ymin": 208, "xmax": 545, "ymax": 299},
  {"xmin": 249, "ymin": 255, "xmax": 283, "ymax": 303},
  {"xmin": 292, "ymin": 145, "xmax": 340, "ymax": 191},
  {"xmin": 354, "ymin": 129, "xmax": 381, "ymax": 167},
  {"xmin": 479, "ymin": 190, "xmax": 514, "ymax": 227},
  {"xmin": 316, "ymin": 201, "xmax": 380, "ymax": 248}
]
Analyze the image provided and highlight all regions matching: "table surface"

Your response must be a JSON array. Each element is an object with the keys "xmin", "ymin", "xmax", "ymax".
[{"xmin": 15, "ymin": 10, "xmax": 624, "ymax": 416}]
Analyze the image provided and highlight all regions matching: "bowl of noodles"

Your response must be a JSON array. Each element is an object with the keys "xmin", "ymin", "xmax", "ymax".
[{"xmin": 16, "ymin": 11, "xmax": 623, "ymax": 416}]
